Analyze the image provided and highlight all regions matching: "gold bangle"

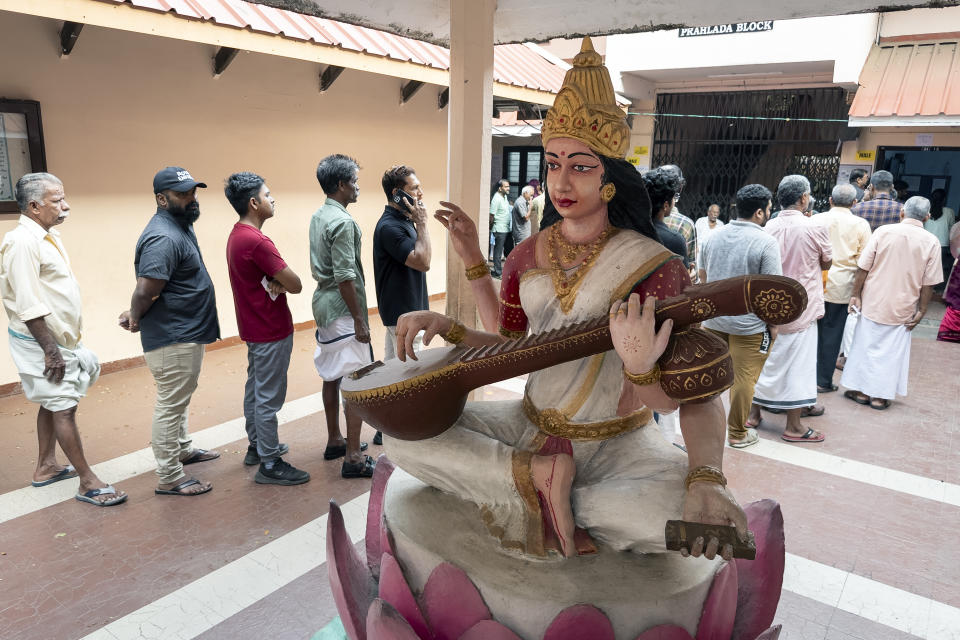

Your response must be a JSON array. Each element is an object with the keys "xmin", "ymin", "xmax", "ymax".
[
  {"xmin": 465, "ymin": 262, "xmax": 491, "ymax": 281},
  {"xmin": 685, "ymin": 465, "xmax": 727, "ymax": 491},
  {"xmin": 441, "ymin": 318, "xmax": 467, "ymax": 344},
  {"xmin": 623, "ymin": 363, "xmax": 661, "ymax": 386}
]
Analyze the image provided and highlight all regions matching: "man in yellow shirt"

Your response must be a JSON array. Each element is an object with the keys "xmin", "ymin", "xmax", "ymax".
[
  {"xmin": 815, "ymin": 184, "xmax": 871, "ymax": 392},
  {"xmin": 0, "ymin": 173, "xmax": 126, "ymax": 505}
]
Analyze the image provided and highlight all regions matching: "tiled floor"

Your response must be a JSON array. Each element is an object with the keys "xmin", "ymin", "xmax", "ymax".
[{"xmin": 0, "ymin": 300, "xmax": 957, "ymax": 640}]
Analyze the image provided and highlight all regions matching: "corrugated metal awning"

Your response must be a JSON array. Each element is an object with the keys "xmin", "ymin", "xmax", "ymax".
[
  {"xmin": 849, "ymin": 39, "xmax": 960, "ymax": 126},
  {"xmin": 96, "ymin": 0, "xmax": 567, "ymax": 94}
]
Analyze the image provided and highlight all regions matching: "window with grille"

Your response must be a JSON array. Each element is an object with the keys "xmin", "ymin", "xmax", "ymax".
[{"xmin": 502, "ymin": 147, "xmax": 543, "ymax": 202}]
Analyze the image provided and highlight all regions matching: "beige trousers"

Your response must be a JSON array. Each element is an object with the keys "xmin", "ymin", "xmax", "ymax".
[
  {"xmin": 707, "ymin": 329, "xmax": 774, "ymax": 440},
  {"xmin": 383, "ymin": 326, "xmax": 423, "ymax": 361},
  {"xmin": 144, "ymin": 342, "xmax": 204, "ymax": 484}
]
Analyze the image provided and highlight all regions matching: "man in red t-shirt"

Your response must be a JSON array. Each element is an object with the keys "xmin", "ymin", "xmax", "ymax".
[{"xmin": 225, "ymin": 172, "xmax": 310, "ymax": 485}]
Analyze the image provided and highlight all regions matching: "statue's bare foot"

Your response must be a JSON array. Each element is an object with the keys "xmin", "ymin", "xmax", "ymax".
[{"xmin": 531, "ymin": 453, "xmax": 576, "ymax": 557}]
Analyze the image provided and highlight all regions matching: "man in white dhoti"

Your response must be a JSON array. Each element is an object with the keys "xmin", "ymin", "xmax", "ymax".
[
  {"xmin": 752, "ymin": 175, "xmax": 832, "ymax": 443},
  {"xmin": 841, "ymin": 196, "xmax": 942, "ymax": 409},
  {"xmin": 310, "ymin": 154, "xmax": 374, "ymax": 478},
  {"xmin": 0, "ymin": 173, "xmax": 126, "ymax": 505}
]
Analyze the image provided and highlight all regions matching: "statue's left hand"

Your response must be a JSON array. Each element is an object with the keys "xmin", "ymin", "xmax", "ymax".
[
  {"xmin": 681, "ymin": 482, "xmax": 749, "ymax": 561},
  {"xmin": 609, "ymin": 293, "xmax": 673, "ymax": 376}
]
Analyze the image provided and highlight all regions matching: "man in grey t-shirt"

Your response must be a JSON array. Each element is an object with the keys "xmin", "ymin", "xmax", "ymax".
[
  {"xmin": 119, "ymin": 167, "xmax": 221, "ymax": 496},
  {"xmin": 699, "ymin": 184, "xmax": 781, "ymax": 449}
]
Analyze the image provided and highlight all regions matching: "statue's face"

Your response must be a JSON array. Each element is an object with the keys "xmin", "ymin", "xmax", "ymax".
[{"xmin": 544, "ymin": 137, "xmax": 605, "ymax": 222}]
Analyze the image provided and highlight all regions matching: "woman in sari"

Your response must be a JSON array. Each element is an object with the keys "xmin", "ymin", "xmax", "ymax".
[
  {"xmin": 937, "ymin": 220, "xmax": 960, "ymax": 342},
  {"xmin": 385, "ymin": 38, "xmax": 746, "ymax": 561}
]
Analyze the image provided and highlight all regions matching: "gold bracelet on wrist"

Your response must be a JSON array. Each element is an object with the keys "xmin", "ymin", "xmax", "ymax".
[
  {"xmin": 623, "ymin": 363, "xmax": 661, "ymax": 386},
  {"xmin": 464, "ymin": 262, "xmax": 491, "ymax": 281},
  {"xmin": 441, "ymin": 318, "xmax": 467, "ymax": 344},
  {"xmin": 685, "ymin": 465, "xmax": 727, "ymax": 491}
]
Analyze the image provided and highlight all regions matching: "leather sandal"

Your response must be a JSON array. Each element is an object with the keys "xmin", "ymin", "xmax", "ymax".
[{"xmin": 341, "ymin": 455, "xmax": 376, "ymax": 478}]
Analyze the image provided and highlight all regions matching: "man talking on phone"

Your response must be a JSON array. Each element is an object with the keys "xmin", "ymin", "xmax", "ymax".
[{"xmin": 373, "ymin": 166, "xmax": 432, "ymax": 365}]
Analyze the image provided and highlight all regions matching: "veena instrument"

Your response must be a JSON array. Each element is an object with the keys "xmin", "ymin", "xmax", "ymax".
[{"xmin": 342, "ymin": 275, "xmax": 806, "ymax": 440}]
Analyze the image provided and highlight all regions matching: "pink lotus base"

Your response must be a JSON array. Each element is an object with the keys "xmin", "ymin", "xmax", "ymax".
[{"xmin": 328, "ymin": 456, "xmax": 784, "ymax": 640}]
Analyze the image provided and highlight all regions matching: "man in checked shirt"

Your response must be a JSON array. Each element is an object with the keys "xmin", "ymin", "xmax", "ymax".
[{"xmin": 851, "ymin": 170, "xmax": 903, "ymax": 232}]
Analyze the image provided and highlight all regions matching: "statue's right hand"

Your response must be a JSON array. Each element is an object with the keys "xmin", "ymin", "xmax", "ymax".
[
  {"xmin": 435, "ymin": 201, "xmax": 483, "ymax": 265},
  {"xmin": 395, "ymin": 311, "xmax": 451, "ymax": 362}
]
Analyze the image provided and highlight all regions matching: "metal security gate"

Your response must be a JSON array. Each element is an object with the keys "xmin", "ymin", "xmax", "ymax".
[{"xmin": 651, "ymin": 88, "xmax": 849, "ymax": 218}]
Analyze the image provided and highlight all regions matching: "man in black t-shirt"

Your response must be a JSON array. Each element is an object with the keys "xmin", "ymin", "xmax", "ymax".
[
  {"xmin": 373, "ymin": 166, "xmax": 431, "ymax": 362},
  {"xmin": 642, "ymin": 168, "xmax": 689, "ymax": 267},
  {"xmin": 119, "ymin": 167, "xmax": 221, "ymax": 497}
]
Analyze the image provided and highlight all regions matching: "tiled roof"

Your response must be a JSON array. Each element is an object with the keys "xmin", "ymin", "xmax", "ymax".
[
  {"xmin": 97, "ymin": 0, "xmax": 566, "ymax": 93},
  {"xmin": 850, "ymin": 39, "xmax": 960, "ymax": 118}
]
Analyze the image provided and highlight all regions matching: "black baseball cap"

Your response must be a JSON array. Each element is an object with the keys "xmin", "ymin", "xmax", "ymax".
[{"xmin": 153, "ymin": 167, "xmax": 208, "ymax": 194}]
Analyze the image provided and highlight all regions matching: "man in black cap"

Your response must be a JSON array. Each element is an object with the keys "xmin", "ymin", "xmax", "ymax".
[{"xmin": 119, "ymin": 167, "xmax": 221, "ymax": 496}]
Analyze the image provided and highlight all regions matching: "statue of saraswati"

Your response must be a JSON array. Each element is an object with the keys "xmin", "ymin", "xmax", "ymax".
[{"xmin": 343, "ymin": 38, "xmax": 804, "ymax": 563}]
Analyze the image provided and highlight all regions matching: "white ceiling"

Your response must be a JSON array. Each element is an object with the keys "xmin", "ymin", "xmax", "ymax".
[{"xmin": 258, "ymin": 0, "xmax": 949, "ymax": 45}]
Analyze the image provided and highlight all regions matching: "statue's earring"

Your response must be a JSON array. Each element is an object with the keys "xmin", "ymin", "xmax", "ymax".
[{"xmin": 600, "ymin": 182, "xmax": 616, "ymax": 203}]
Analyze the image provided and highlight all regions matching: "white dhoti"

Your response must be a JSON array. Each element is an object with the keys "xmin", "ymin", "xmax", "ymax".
[
  {"xmin": 753, "ymin": 323, "xmax": 818, "ymax": 410},
  {"xmin": 840, "ymin": 316, "xmax": 910, "ymax": 399},
  {"xmin": 313, "ymin": 315, "xmax": 372, "ymax": 381},
  {"xmin": 8, "ymin": 330, "xmax": 100, "ymax": 412}
]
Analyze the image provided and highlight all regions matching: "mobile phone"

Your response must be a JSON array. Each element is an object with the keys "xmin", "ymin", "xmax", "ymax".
[{"xmin": 392, "ymin": 189, "xmax": 416, "ymax": 210}]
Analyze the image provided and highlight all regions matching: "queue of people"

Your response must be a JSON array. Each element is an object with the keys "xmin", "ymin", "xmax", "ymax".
[
  {"xmin": 1, "ymin": 157, "xmax": 437, "ymax": 505},
  {"xmin": 694, "ymin": 170, "xmax": 947, "ymax": 450},
  {"xmin": 1, "ymin": 155, "xmax": 952, "ymax": 502}
]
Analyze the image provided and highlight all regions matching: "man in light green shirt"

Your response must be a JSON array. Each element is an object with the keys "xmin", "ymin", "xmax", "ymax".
[
  {"xmin": 309, "ymin": 154, "xmax": 374, "ymax": 479},
  {"xmin": 489, "ymin": 179, "xmax": 511, "ymax": 277}
]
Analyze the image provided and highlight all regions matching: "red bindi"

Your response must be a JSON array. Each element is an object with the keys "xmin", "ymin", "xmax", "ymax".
[{"xmin": 560, "ymin": 151, "xmax": 566, "ymax": 156}]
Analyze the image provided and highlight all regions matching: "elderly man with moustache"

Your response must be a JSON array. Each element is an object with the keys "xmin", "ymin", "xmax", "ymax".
[
  {"xmin": 0, "ymin": 173, "xmax": 126, "ymax": 505},
  {"xmin": 841, "ymin": 196, "xmax": 943, "ymax": 410}
]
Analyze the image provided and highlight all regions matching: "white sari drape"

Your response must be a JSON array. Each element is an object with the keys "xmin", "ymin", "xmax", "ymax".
[{"xmin": 385, "ymin": 231, "xmax": 688, "ymax": 557}]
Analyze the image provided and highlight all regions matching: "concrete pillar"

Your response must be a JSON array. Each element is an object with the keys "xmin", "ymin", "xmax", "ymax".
[{"xmin": 445, "ymin": 0, "xmax": 494, "ymax": 329}]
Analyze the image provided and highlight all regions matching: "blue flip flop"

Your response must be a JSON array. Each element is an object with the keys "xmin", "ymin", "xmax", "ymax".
[
  {"xmin": 31, "ymin": 465, "xmax": 77, "ymax": 487},
  {"xmin": 75, "ymin": 485, "xmax": 127, "ymax": 507}
]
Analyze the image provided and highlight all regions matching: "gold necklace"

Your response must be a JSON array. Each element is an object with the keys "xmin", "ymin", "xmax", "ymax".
[
  {"xmin": 547, "ymin": 223, "xmax": 618, "ymax": 313},
  {"xmin": 552, "ymin": 227, "xmax": 595, "ymax": 263}
]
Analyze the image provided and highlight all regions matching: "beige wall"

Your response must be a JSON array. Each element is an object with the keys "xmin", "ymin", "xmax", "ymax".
[
  {"xmin": 879, "ymin": 6, "xmax": 960, "ymax": 37},
  {"xmin": 0, "ymin": 12, "xmax": 451, "ymax": 385},
  {"xmin": 841, "ymin": 128, "xmax": 960, "ymax": 164}
]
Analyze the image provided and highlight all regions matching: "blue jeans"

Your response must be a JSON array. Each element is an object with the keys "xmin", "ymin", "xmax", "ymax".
[
  {"xmin": 492, "ymin": 231, "xmax": 510, "ymax": 276},
  {"xmin": 244, "ymin": 334, "xmax": 293, "ymax": 463}
]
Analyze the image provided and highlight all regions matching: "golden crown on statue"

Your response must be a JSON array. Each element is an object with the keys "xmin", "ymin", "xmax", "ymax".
[{"xmin": 541, "ymin": 37, "xmax": 630, "ymax": 160}]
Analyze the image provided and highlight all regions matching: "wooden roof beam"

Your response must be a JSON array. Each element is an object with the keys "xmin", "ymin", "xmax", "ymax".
[
  {"xmin": 401, "ymin": 80, "xmax": 424, "ymax": 104},
  {"xmin": 213, "ymin": 46, "xmax": 239, "ymax": 78},
  {"xmin": 59, "ymin": 21, "xmax": 83, "ymax": 57},
  {"xmin": 320, "ymin": 65, "xmax": 345, "ymax": 92}
]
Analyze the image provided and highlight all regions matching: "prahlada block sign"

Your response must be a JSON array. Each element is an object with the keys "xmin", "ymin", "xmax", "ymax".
[{"xmin": 679, "ymin": 21, "xmax": 774, "ymax": 37}]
